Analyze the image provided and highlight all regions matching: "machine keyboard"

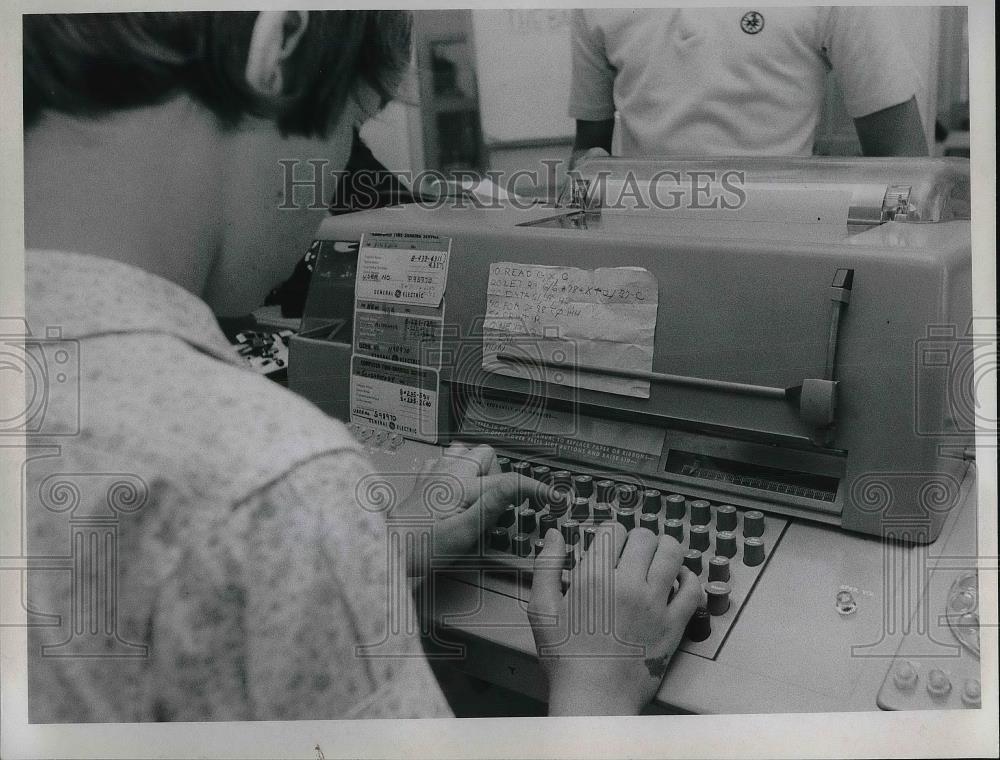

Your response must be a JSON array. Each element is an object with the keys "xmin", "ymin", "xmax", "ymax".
[{"xmin": 481, "ymin": 456, "xmax": 788, "ymax": 659}]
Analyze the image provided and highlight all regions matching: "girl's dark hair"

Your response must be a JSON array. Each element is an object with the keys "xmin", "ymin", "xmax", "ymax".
[{"xmin": 23, "ymin": 11, "xmax": 412, "ymax": 137}]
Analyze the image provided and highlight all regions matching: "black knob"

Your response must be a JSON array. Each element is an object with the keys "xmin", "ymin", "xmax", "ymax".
[
  {"xmin": 532, "ymin": 538, "xmax": 546, "ymax": 557},
  {"xmin": 531, "ymin": 464, "xmax": 551, "ymax": 482},
  {"xmin": 511, "ymin": 532, "xmax": 532, "ymax": 557},
  {"xmin": 716, "ymin": 504, "xmax": 738, "ymax": 532},
  {"xmin": 539, "ymin": 513, "xmax": 559, "ymax": 537},
  {"xmin": 642, "ymin": 489, "xmax": 662, "ymax": 514},
  {"xmin": 685, "ymin": 606, "xmax": 712, "ymax": 642},
  {"xmin": 564, "ymin": 545, "xmax": 577, "ymax": 570},
  {"xmin": 551, "ymin": 470, "xmax": 572, "ymax": 490},
  {"xmin": 571, "ymin": 496, "xmax": 590, "ymax": 521},
  {"xmin": 561, "ymin": 519, "xmax": 581, "ymax": 545},
  {"xmin": 572, "ymin": 474, "xmax": 593, "ymax": 498},
  {"xmin": 582, "ymin": 526, "xmax": 598, "ymax": 550},
  {"xmin": 689, "ymin": 524, "xmax": 710, "ymax": 552},
  {"xmin": 497, "ymin": 504, "xmax": 516, "ymax": 529},
  {"xmin": 706, "ymin": 581, "xmax": 731, "ymax": 616},
  {"xmin": 715, "ymin": 530, "xmax": 737, "ymax": 559},
  {"xmin": 488, "ymin": 527, "xmax": 510, "ymax": 551},
  {"xmin": 689, "ymin": 500, "xmax": 711, "ymax": 526},
  {"xmin": 743, "ymin": 537, "xmax": 766, "ymax": 567},
  {"xmin": 639, "ymin": 513, "xmax": 660, "ymax": 534},
  {"xmin": 497, "ymin": 457, "xmax": 511, "ymax": 473},
  {"xmin": 616, "ymin": 508, "xmax": 636, "ymax": 531},
  {"xmin": 546, "ymin": 492, "xmax": 569, "ymax": 517},
  {"xmin": 595, "ymin": 479, "xmax": 616, "ymax": 503},
  {"xmin": 517, "ymin": 508, "xmax": 537, "ymax": 535},
  {"xmin": 743, "ymin": 510, "xmax": 765, "ymax": 538},
  {"xmin": 592, "ymin": 504, "xmax": 612, "ymax": 524},
  {"xmin": 664, "ymin": 494, "xmax": 686, "ymax": 520},
  {"xmin": 511, "ymin": 461, "xmax": 530, "ymax": 477},
  {"xmin": 683, "ymin": 549, "xmax": 703, "ymax": 575},
  {"xmin": 664, "ymin": 519, "xmax": 684, "ymax": 544},
  {"xmin": 616, "ymin": 484, "xmax": 640, "ymax": 510},
  {"xmin": 708, "ymin": 555, "xmax": 731, "ymax": 583}
]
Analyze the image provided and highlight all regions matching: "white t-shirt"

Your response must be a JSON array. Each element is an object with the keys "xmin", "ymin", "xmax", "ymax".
[{"xmin": 569, "ymin": 7, "xmax": 923, "ymax": 156}]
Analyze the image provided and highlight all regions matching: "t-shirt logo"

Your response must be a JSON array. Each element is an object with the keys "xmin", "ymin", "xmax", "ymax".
[{"xmin": 740, "ymin": 11, "xmax": 764, "ymax": 34}]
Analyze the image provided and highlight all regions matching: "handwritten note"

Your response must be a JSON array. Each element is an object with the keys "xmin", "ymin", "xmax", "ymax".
[{"xmin": 483, "ymin": 263, "xmax": 659, "ymax": 398}]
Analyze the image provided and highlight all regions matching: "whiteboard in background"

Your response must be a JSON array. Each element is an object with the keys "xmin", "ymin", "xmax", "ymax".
[{"xmin": 471, "ymin": 9, "xmax": 575, "ymax": 145}]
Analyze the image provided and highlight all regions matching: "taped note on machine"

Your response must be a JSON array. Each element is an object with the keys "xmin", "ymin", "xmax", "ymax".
[{"xmin": 483, "ymin": 263, "xmax": 659, "ymax": 398}]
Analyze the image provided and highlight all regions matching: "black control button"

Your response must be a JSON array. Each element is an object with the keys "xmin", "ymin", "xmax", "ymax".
[
  {"xmin": 708, "ymin": 555, "xmax": 731, "ymax": 583},
  {"xmin": 715, "ymin": 530, "xmax": 737, "ymax": 559},
  {"xmin": 511, "ymin": 461, "xmax": 531, "ymax": 477},
  {"xmin": 488, "ymin": 527, "xmax": 510, "ymax": 551},
  {"xmin": 592, "ymin": 504, "xmax": 613, "ymax": 524},
  {"xmin": 511, "ymin": 532, "xmax": 532, "ymax": 557},
  {"xmin": 743, "ymin": 510, "xmax": 765, "ymax": 538},
  {"xmin": 530, "ymin": 464, "xmax": 551, "ymax": 482},
  {"xmin": 517, "ymin": 508, "xmax": 537, "ymax": 535},
  {"xmin": 538, "ymin": 513, "xmax": 559, "ymax": 537},
  {"xmin": 551, "ymin": 470, "xmax": 572, "ymax": 490},
  {"xmin": 683, "ymin": 549, "xmax": 704, "ymax": 575},
  {"xmin": 685, "ymin": 606, "xmax": 712, "ymax": 642},
  {"xmin": 571, "ymin": 496, "xmax": 590, "ymax": 521},
  {"xmin": 546, "ymin": 492, "xmax": 569, "ymax": 517},
  {"xmin": 572, "ymin": 474, "xmax": 594, "ymax": 499},
  {"xmin": 497, "ymin": 505, "xmax": 516, "ymax": 529},
  {"xmin": 743, "ymin": 537, "xmax": 766, "ymax": 567},
  {"xmin": 664, "ymin": 518, "xmax": 684, "ymax": 544},
  {"xmin": 664, "ymin": 494, "xmax": 686, "ymax": 520},
  {"xmin": 564, "ymin": 545, "xmax": 577, "ymax": 570},
  {"xmin": 561, "ymin": 519, "xmax": 581, "ymax": 545},
  {"xmin": 616, "ymin": 484, "xmax": 640, "ymax": 510},
  {"xmin": 595, "ymin": 479, "xmax": 616, "ymax": 503},
  {"xmin": 616, "ymin": 508, "xmax": 637, "ymax": 531},
  {"xmin": 706, "ymin": 581, "xmax": 732, "ymax": 616},
  {"xmin": 689, "ymin": 500, "xmax": 711, "ymax": 526},
  {"xmin": 582, "ymin": 526, "xmax": 598, "ymax": 550},
  {"xmin": 716, "ymin": 504, "xmax": 738, "ymax": 532},
  {"xmin": 642, "ymin": 489, "xmax": 662, "ymax": 514},
  {"xmin": 639, "ymin": 513, "xmax": 660, "ymax": 534},
  {"xmin": 689, "ymin": 524, "xmax": 710, "ymax": 552},
  {"xmin": 532, "ymin": 538, "xmax": 546, "ymax": 557},
  {"xmin": 497, "ymin": 457, "xmax": 511, "ymax": 473}
]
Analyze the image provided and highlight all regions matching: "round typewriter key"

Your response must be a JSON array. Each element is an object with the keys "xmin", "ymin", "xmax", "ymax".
[
  {"xmin": 926, "ymin": 668, "xmax": 952, "ymax": 699},
  {"xmin": 551, "ymin": 469, "xmax": 571, "ymax": 489},
  {"xmin": 497, "ymin": 505, "xmax": 516, "ymax": 529},
  {"xmin": 715, "ymin": 530, "xmax": 737, "ymax": 559},
  {"xmin": 571, "ymin": 496, "xmax": 590, "ymax": 521},
  {"xmin": 546, "ymin": 492, "xmax": 569, "ymax": 517},
  {"xmin": 743, "ymin": 536, "xmax": 766, "ymax": 566},
  {"xmin": 561, "ymin": 519, "xmax": 581, "ymax": 545},
  {"xmin": 539, "ymin": 513, "xmax": 559, "ymax": 536},
  {"xmin": 564, "ymin": 545, "xmax": 577, "ymax": 570},
  {"xmin": 592, "ymin": 503, "xmax": 613, "ymax": 524},
  {"xmin": 743, "ymin": 510, "xmax": 765, "ymax": 538},
  {"xmin": 716, "ymin": 504, "xmax": 738, "ymax": 532},
  {"xmin": 685, "ymin": 606, "xmax": 712, "ymax": 642},
  {"xmin": 582, "ymin": 526, "xmax": 598, "ymax": 550},
  {"xmin": 512, "ymin": 461, "xmax": 530, "ymax": 477},
  {"xmin": 664, "ymin": 518, "xmax": 684, "ymax": 543},
  {"xmin": 616, "ymin": 508, "xmax": 637, "ymax": 531},
  {"xmin": 532, "ymin": 538, "xmax": 546, "ymax": 557},
  {"xmin": 512, "ymin": 533, "xmax": 532, "ymax": 557},
  {"xmin": 497, "ymin": 457, "xmax": 512, "ymax": 473},
  {"xmin": 530, "ymin": 464, "xmax": 551, "ymax": 482},
  {"xmin": 517, "ymin": 508, "xmax": 537, "ymax": 535},
  {"xmin": 706, "ymin": 581, "xmax": 731, "ymax": 616},
  {"xmin": 664, "ymin": 493, "xmax": 686, "ymax": 520},
  {"xmin": 683, "ymin": 549, "xmax": 703, "ymax": 575},
  {"xmin": 572, "ymin": 474, "xmax": 594, "ymax": 499},
  {"xmin": 639, "ymin": 512, "xmax": 660, "ymax": 534},
  {"xmin": 488, "ymin": 527, "xmax": 510, "ymax": 551},
  {"xmin": 689, "ymin": 500, "xmax": 711, "ymax": 525},
  {"xmin": 708, "ymin": 555, "xmax": 731, "ymax": 583},
  {"xmin": 595, "ymin": 479, "xmax": 616, "ymax": 503},
  {"xmin": 689, "ymin": 524, "xmax": 710, "ymax": 552},
  {"xmin": 616, "ymin": 484, "xmax": 640, "ymax": 510},
  {"xmin": 641, "ymin": 488, "xmax": 662, "ymax": 514}
]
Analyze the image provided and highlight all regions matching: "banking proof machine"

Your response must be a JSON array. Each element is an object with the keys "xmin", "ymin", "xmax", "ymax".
[{"xmin": 289, "ymin": 158, "xmax": 984, "ymax": 713}]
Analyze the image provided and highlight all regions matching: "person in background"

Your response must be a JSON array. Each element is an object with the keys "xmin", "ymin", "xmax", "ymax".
[
  {"xmin": 23, "ymin": 11, "xmax": 701, "ymax": 722},
  {"xmin": 569, "ymin": 7, "xmax": 929, "ymax": 166}
]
